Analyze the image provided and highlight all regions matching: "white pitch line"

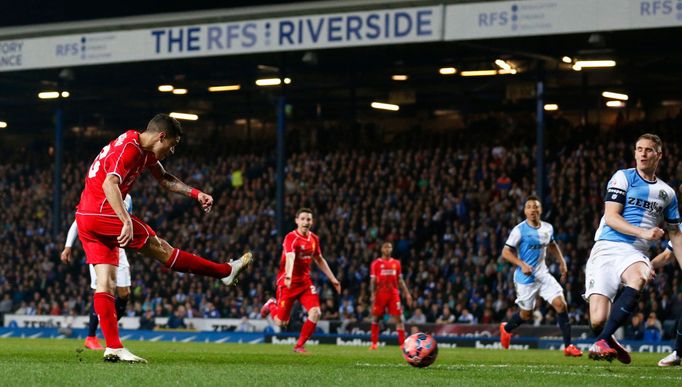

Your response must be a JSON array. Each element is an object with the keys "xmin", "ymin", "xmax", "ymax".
[{"xmin": 353, "ymin": 362, "xmax": 682, "ymax": 381}]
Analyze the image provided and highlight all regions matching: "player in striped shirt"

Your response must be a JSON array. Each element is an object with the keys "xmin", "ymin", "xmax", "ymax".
[
  {"xmin": 499, "ymin": 195, "xmax": 582, "ymax": 357},
  {"xmin": 585, "ymin": 134, "xmax": 682, "ymax": 363}
]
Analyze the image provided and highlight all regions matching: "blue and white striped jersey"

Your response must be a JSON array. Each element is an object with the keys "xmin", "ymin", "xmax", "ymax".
[
  {"xmin": 595, "ymin": 168, "xmax": 679, "ymax": 253},
  {"xmin": 505, "ymin": 221, "xmax": 554, "ymax": 284}
]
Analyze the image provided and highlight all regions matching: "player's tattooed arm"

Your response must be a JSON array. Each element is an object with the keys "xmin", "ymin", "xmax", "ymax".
[
  {"xmin": 149, "ymin": 162, "xmax": 214, "ymax": 213},
  {"xmin": 149, "ymin": 162, "xmax": 191, "ymax": 195}
]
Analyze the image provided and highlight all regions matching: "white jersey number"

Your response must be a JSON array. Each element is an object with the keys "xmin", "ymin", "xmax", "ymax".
[{"xmin": 88, "ymin": 145, "xmax": 111, "ymax": 178}]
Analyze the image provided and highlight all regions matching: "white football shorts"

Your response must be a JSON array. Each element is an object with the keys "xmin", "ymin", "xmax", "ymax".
[
  {"xmin": 583, "ymin": 240, "xmax": 650, "ymax": 302},
  {"xmin": 514, "ymin": 269, "xmax": 564, "ymax": 311}
]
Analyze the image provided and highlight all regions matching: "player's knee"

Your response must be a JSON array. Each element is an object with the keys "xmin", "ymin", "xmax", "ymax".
[
  {"xmin": 622, "ymin": 265, "xmax": 649, "ymax": 290},
  {"xmin": 97, "ymin": 278, "xmax": 116, "ymax": 293},
  {"xmin": 144, "ymin": 236, "xmax": 174, "ymax": 261},
  {"xmin": 308, "ymin": 307, "xmax": 321, "ymax": 322},
  {"xmin": 156, "ymin": 238, "xmax": 174, "ymax": 257},
  {"xmin": 553, "ymin": 299, "xmax": 567, "ymax": 313},
  {"xmin": 624, "ymin": 278, "xmax": 646, "ymax": 291}
]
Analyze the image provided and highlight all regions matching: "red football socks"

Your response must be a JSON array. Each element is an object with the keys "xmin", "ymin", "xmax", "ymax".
[
  {"xmin": 371, "ymin": 322, "xmax": 379, "ymax": 345},
  {"xmin": 166, "ymin": 248, "xmax": 231, "ymax": 278},
  {"xmin": 296, "ymin": 320, "xmax": 317, "ymax": 348},
  {"xmin": 94, "ymin": 292, "xmax": 123, "ymax": 349},
  {"xmin": 397, "ymin": 328, "xmax": 406, "ymax": 345}
]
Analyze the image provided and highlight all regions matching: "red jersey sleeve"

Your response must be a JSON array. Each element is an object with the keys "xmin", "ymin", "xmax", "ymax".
[
  {"xmin": 397, "ymin": 260, "xmax": 403, "ymax": 277},
  {"xmin": 370, "ymin": 259, "xmax": 378, "ymax": 278},
  {"xmin": 283, "ymin": 233, "xmax": 297, "ymax": 254},
  {"xmin": 103, "ymin": 142, "xmax": 142, "ymax": 183}
]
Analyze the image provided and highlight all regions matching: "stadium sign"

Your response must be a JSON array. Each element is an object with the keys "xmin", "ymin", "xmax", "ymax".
[
  {"xmin": 444, "ymin": 0, "xmax": 682, "ymax": 41},
  {"xmin": 1, "ymin": 0, "xmax": 681, "ymax": 72},
  {"xmin": 0, "ymin": 6, "xmax": 442, "ymax": 72}
]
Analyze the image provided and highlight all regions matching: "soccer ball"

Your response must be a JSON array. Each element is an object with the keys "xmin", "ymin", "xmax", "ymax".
[{"xmin": 402, "ymin": 332, "xmax": 438, "ymax": 368}]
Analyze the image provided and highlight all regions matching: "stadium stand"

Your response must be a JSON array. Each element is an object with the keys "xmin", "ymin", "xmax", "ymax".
[{"xmin": 1, "ymin": 114, "xmax": 681, "ymax": 338}]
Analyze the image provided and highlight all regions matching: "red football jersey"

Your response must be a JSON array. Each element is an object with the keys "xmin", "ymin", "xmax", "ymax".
[
  {"xmin": 371, "ymin": 257, "xmax": 402, "ymax": 294},
  {"xmin": 278, "ymin": 230, "xmax": 321, "ymax": 283},
  {"xmin": 77, "ymin": 130, "xmax": 157, "ymax": 215}
]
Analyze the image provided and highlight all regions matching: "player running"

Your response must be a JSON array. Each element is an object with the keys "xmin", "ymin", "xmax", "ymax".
[
  {"xmin": 585, "ymin": 133, "xmax": 682, "ymax": 363},
  {"xmin": 61, "ymin": 194, "xmax": 134, "ymax": 350},
  {"xmin": 75, "ymin": 114, "xmax": 252, "ymax": 363},
  {"xmin": 260, "ymin": 208, "xmax": 341, "ymax": 354},
  {"xmin": 368, "ymin": 242, "xmax": 412, "ymax": 350},
  {"xmin": 499, "ymin": 195, "xmax": 582, "ymax": 357}
]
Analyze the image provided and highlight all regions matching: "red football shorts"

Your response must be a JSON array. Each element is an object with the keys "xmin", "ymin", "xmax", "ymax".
[
  {"xmin": 75, "ymin": 213, "xmax": 156, "ymax": 265},
  {"xmin": 275, "ymin": 280, "xmax": 320, "ymax": 323},
  {"xmin": 372, "ymin": 292, "xmax": 402, "ymax": 317}
]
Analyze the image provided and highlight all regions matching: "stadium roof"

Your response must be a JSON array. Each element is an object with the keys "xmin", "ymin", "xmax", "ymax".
[{"xmin": 1, "ymin": 1, "xmax": 681, "ymax": 135}]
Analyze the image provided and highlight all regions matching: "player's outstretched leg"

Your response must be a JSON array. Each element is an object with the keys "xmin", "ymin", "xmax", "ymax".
[
  {"xmin": 220, "ymin": 252, "xmax": 253, "ymax": 286},
  {"xmin": 84, "ymin": 297, "xmax": 104, "ymax": 350},
  {"xmin": 140, "ymin": 236, "xmax": 252, "ymax": 285}
]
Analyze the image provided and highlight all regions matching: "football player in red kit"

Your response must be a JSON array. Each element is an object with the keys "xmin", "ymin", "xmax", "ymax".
[
  {"xmin": 369, "ymin": 242, "xmax": 412, "ymax": 350},
  {"xmin": 75, "ymin": 114, "xmax": 252, "ymax": 363},
  {"xmin": 260, "ymin": 208, "xmax": 341, "ymax": 353}
]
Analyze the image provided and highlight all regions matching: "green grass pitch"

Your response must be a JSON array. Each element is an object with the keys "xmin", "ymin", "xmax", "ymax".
[{"xmin": 1, "ymin": 338, "xmax": 680, "ymax": 386}]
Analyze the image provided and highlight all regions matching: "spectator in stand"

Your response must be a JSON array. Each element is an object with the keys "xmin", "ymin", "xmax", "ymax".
[
  {"xmin": 436, "ymin": 305, "xmax": 456, "ymax": 324},
  {"xmin": 1, "ymin": 121, "xmax": 681, "ymax": 335},
  {"xmin": 407, "ymin": 308, "xmax": 426, "ymax": 324},
  {"xmin": 457, "ymin": 309, "xmax": 477, "ymax": 324},
  {"xmin": 167, "ymin": 305, "xmax": 188, "ymax": 329},
  {"xmin": 139, "ymin": 309, "xmax": 156, "ymax": 330},
  {"xmin": 643, "ymin": 313, "xmax": 663, "ymax": 342}
]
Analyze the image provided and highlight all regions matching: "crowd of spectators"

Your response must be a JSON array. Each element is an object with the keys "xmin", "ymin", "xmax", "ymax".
[{"xmin": 1, "ymin": 115, "xmax": 681, "ymax": 339}]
